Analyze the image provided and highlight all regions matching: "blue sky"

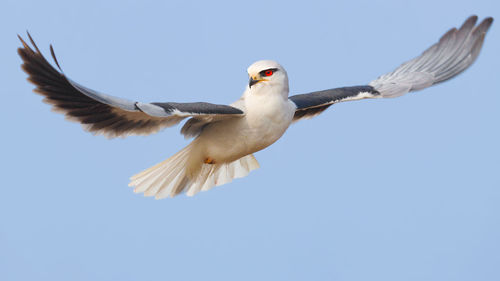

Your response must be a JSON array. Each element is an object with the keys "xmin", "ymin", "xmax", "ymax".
[{"xmin": 1, "ymin": 1, "xmax": 499, "ymax": 280}]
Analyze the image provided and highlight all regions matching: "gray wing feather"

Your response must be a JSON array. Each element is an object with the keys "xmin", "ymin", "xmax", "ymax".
[
  {"xmin": 370, "ymin": 16, "xmax": 493, "ymax": 98},
  {"xmin": 18, "ymin": 33, "xmax": 244, "ymax": 138},
  {"xmin": 67, "ymin": 78, "xmax": 138, "ymax": 111},
  {"xmin": 289, "ymin": 16, "xmax": 492, "ymax": 124}
]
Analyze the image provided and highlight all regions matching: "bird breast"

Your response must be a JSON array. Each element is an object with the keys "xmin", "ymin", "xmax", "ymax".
[
  {"xmin": 197, "ymin": 92, "xmax": 295, "ymax": 163},
  {"xmin": 242, "ymin": 92, "xmax": 296, "ymax": 151}
]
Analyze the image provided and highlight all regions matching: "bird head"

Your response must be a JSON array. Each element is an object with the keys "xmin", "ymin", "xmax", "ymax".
[{"xmin": 247, "ymin": 60, "xmax": 289, "ymax": 94}]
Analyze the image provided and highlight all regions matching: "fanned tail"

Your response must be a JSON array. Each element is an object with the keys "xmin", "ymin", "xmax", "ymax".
[
  {"xmin": 185, "ymin": 154, "xmax": 260, "ymax": 197},
  {"xmin": 129, "ymin": 144, "xmax": 193, "ymax": 198},
  {"xmin": 129, "ymin": 145, "xmax": 260, "ymax": 199}
]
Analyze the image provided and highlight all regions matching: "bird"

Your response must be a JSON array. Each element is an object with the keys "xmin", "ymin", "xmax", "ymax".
[{"xmin": 18, "ymin": 15, "xmax": 493, "ymax": 199}]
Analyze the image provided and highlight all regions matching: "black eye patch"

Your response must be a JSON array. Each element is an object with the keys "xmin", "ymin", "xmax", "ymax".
[{"xmin": 259, "ymin": 68, "xmax": 279, "ymax": 77}]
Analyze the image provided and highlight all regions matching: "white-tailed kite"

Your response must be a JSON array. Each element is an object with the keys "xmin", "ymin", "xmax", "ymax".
[{"xmin": 19, "ymin": 16, "xmax": 493, "ymax": 198}]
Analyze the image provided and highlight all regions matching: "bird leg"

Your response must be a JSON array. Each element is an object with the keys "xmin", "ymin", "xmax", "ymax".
[{"xmin": 204, "ymin": 157, "xmax": 216, "ymax": 164}]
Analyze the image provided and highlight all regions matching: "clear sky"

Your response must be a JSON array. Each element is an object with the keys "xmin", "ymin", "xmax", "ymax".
[{"xmin": 1, "ymin": 1, "xmax": 499, "ymax": 280}]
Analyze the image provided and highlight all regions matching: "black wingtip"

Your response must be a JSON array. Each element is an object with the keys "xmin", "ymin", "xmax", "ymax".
[
  {"xmin": 466, "ymin": 15, "xmax": 479, "ymax": 24},
  {"xmin": 26, "ymin": 31, "xmax": 42, "ymax": 54},
  {"xmin": 482, "ymin": 17, "xmax": 494, "ymax": 30},
  {"xmin": 50, "ymin": 44, "xmax": 63, "ymax": 72},
  {"xmin": 18, "ymin": 31, "xmax": 65, "ymax": 73},
  {"xmin": 460, "ymin": 15, "xmax": 478, "ymax": 31},
  {"xmin": 17, "ymin": 33, "xmax": 31, "ymax": 51},
  {"xmin": 472, "ymin": 16, "xmax": 494, "ymax": 38}
]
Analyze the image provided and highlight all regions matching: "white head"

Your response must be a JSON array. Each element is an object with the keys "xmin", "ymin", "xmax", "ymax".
[{"xmin": 246, "ymin": 60, "xmax": 289, "ymax": 97}]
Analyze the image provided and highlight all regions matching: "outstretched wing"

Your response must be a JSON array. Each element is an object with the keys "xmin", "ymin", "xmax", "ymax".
[
  {"xmin": 290, "ymin": 15, "xmax": 493, "ymax": 122},
  {"xmin": 18, "ymin": 33, "xmax": 244, "ymax": 138},
  {"xmin": 369, "ymin": 15, "xmax": 493, "ymax": 98},
  {"xmin": 289, "ymin": 86, "xmax": 380, "ymax": 121}
]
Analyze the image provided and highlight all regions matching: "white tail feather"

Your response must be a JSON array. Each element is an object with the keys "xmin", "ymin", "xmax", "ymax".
[{"xmin": 129, "ymin": 146, "xmax": 260, "ymax": 199}]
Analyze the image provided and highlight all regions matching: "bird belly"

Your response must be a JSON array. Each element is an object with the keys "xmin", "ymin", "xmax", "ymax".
[{"xmin": 197, "ymin": 98, "xmax": 295, "ymax": 163}]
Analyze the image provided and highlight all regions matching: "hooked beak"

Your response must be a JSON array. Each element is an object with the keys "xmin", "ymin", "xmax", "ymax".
[
  {"xmin": 249, "ymin": 76, "xmax": 260, "ymax": 88},
  {"xmin": 249, "ymin": 76, "xmax": 266, "ymax": 88}
]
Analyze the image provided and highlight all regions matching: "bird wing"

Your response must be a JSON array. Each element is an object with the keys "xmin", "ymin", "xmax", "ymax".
[
  {"xmin": 18, "ymin": 33, "xmax": 244, "ymax": 138},
  {"xmin": 290, "ymin": 15, "xmax": 493, "ymax": 122},
  {"xmin": 180, "ymin": 98, "xmax": 246, "ymax": 139},
  {"xmin": 289, "ymin": 86, "xmax": 380, "ymax": 121}
]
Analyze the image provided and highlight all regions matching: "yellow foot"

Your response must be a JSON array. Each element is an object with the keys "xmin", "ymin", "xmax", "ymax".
[{"xmin": 204, "ymin": 157, "xmax": 216, "ymax": 164}]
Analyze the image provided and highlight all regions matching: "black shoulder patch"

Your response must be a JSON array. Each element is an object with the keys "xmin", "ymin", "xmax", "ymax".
[
  {"xmin": 290, "ymin": 86, "xmax": 379, "ymax": 110},
  {"xmin": 289, "ymin": 85, "xmax": 379, "ymax": 121},
  {"xmin": 151, "ymin": 102, "xmax": 244, "ymax": 115}
]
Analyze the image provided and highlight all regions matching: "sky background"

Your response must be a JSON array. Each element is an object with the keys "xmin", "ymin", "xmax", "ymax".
[{"xmin": 1, "ymin": 1, "xmax": 499, "ymax": 280}]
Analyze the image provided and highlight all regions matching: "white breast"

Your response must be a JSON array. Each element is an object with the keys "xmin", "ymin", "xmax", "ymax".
[
  {"xmin": 243, "ymin": 88, "xmax": 295, "ymax": 151},
  {"xmin": 197, "ymin": 81, "xmax": 295, "ymax": 163}
]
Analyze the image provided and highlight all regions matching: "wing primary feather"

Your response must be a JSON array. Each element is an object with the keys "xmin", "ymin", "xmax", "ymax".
[
  {"xmin": 19, "ymin": 33, "xmax": 245, "ymax": 138},
  {"xmin": 369, "ymin": 16, "xmax": 493, "ymax": 98},
  {"xmin": 49, "ymin": 44, "xmax": 63, "ymax": 71},
  {"xmin": 26, "ymin": 31, "xmax": 42, "ymax": 54}
]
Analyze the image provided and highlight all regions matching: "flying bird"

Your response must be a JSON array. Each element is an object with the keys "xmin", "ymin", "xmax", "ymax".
[{"xmin": 18, "ymin": 15, "xmax": 493, "ymax": 199}]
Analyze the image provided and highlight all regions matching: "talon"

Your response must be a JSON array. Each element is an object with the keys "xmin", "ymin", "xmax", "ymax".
[{"xmin": 204, "ymin": 157, "xmax": 216, "ymax": 164}]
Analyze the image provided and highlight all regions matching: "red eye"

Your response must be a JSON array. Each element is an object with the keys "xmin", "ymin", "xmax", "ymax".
[{"xmin": 264, "ymin": 70, "xmax": 274, "ymax": 76}]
